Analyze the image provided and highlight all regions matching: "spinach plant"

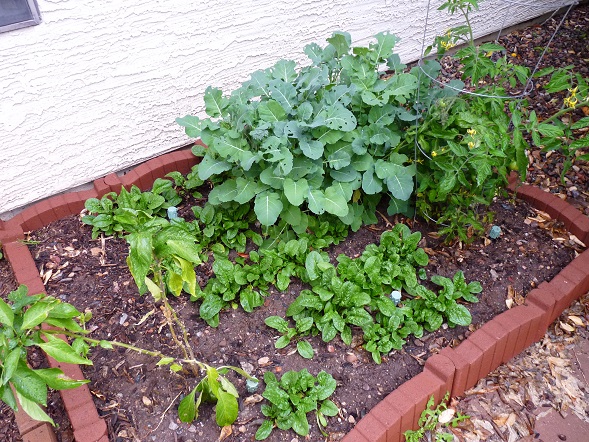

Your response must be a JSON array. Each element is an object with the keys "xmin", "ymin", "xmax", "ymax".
[
  {"xmin": 266, "ymin": 225, "xmax": 481, "ymax": 364},
  {"xmin": 255, "ymin": 369, "xmax": 338, "ymax": 440},
  {"xmin": 83, "ymin": 178, "xmax": 181, "ymax": 238}
]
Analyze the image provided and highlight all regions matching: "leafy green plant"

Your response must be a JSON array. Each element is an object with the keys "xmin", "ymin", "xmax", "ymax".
[
  {"xmin": 82, "ymin": 178, "xmax": 181, "ymax": 238},
  {"xmin": 125, "ymin": 218, "xmax": 203, "ymax": 299},
  {"xmin": 0, "ymin": 286, "xmax": 91, "ymax": 425},
  {"xmin": 177, "ymin": 31, "xmax": 443, "ymax": 232},
  {"xmin": 191, "ymin": 201, "xmax": 261, "ymax": 253},
  {"xmin": 0, "ymin": 286, "xmax": 256, "ymax": 430},
  {"xmin": 255, "ymin": 369, "xmax": 338, "ymax": 440},
  {"xmin": 524, "ymin": 67, "xmax": 589, "ymax": 180},
  {"xmin": 266, "ymin": 224, "xmax": 480, "ymax": 364},
  {"xmin": 404, "ymin": 393, "xmax": 469, "ymax": 442}
]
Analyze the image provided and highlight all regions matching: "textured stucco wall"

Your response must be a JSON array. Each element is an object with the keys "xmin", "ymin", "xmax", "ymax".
[{"xmin": 0, "ymin": 0, "xmax": 561, "ymax": 216}]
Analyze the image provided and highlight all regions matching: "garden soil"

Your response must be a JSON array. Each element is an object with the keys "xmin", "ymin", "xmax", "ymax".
[{"xmin": 1, "ymin": 3, "xmax": 588, "ymax": 442}]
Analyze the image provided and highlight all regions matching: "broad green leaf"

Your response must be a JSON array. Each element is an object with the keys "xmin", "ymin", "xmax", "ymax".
[
  {"xmin": 0, "ymin": 384, "xmax": 16, "ymax": 411},
  {"xmin": 144, "ymin": 277, "xmax": 163, "ymax": 301},
  {"xmin": 178, "ymin": 386, "xmax": 198, "ymax": 423},
  {"xmin": 258, "ymin": 100, "xmax": 287, "ymax": 122},
  {"xmin": 291, "ymin": 408, "xmax": 310, "ymax": 436},
  {"xmin": 314, "ymin": 103, "xmax": 357, "ymax": 132},
  {"xmin": 38, "ymin": 334, "xmax": 92, "ymax": 365},
  {"xmin": 537, "ymin": 123, "xmax": 564, "ymax": 138},
  {"xmin": 34, "ymin": 368, "xmax": 89, "ymax": 390},
  {"xmin": 11, "ymin": 363, "xmax": 47, "ymax": 405},
  {"xmin": 1, "ymin": 348, "xmax": 22, "ymax": 385},
  {"xmin": 0, "ymin": 298, "xmax": 14, "ymax": 327},
  {"xmin": 219, "ymin": 376, "xmax": 239, "ymax": 397},
  {"xmin": 297, "ymin": 341, "xmax": 314, "ymax": 359},
  {"xmin": 268, "ymin": 79, "xmax": 297, "ymax": 113},
  {"xmin": 371, "ymin": 31, "xmax": 399, "ymax": 62},
  {"xmin": 175, "ymin": 115, "xmax": 203, "ymax": 138},
  {"xmin": 255, "ymin": 419, "xmax": 274, "ymax": 440},
  {"xmin": 272, "ymin": 59, "xmax": 297, "ymax": 82},
  {"xmin": 283, "ymin": 178, "xmax": 309, "ymax": 207},
  {"xmin": 305, "ymin": 251, "xmax": 324, "ymax": 280},
  {"xmin": 265, "ymin": 316, "xmax": 290, "ymax": 333},
  {"xmin": 362, "ymin": 167, "xmax": 383, "ymax": 195},
  {"xmin": 167, "ymin": 241, "xmax": 202, "ymax": 265},
  {"xmin": 215, "ymin": 390, "xmax": 239, "ymax": 426},
  {"xmin": 328, "ymin": 181, "xmax": 354, "ymax": 201},
  {"xmin": 306, "ymin": 189, "xmax": 326, "ymax": 215},
  {"xmin": 15, "ymin": 392, "xmax": 54, "ymax": 426},
  {"xmin": 299, "ymin": 139, "xmax": 324, "ymax": 160},
  {"xmin": 204, "ymin": 86, "xmax": 227, "ymax": 118},
  {"xmin": 21, "ymin": 301, "xmax": 55, "ymax": 330},
  {"xmin": 126, "ymin": 231, "xmax": 153, "ymax": 293},
  {"xmin": 215, "ymin": 136, "xmax": 248, "ymax": 161},
  {"xmin": 326, "ymin": 31, "xmax": 351, "ymax": 57},
  {"xmin": 385, "ymin": 172, "xmax": 414, "ymax": 201},
  {"xmin": 320, "ymin": 399, "xmax": 339, "ymax": 417},
  {"xmin": 197, "ymin": 154, "xmax": 232, "ymax": 180},
  {"xmin": 446, "ymin": 303, "xmax": 472, "ymax": 326},
  {"xmin": 275, "ymin": 335, "xmax": 291, "ymax": 349},
  {"xmin": 386, "ymin": 73, "xmax": 418, "ymax": 98},
  {"xmin": 208, "ymin": 180, "xmax": 238, "ymax": 203},
  {"xmin": 323, "ymin": 187, "xmax": 349, "ymax": 217},
  {"xmin": 254, "ymin": 192, "xmax": 283, "ymax": 226},
  {"xmin": 234, "ymin": 177, "xmax": 264, "ymax": 204}
]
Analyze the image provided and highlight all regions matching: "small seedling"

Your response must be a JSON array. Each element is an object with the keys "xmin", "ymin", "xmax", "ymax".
[{"xmin": 404, "ymin": 393, "xmax": 469, "ymax": 442}]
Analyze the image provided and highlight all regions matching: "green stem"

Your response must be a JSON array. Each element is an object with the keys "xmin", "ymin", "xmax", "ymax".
[
  {"xmin": 43, "ymin": 329, "xmax": 165, "ymax": 359},
  {"xmin": 459, "ymin": 6, "xmax": 474, "ymax": 47},
  {"xmin": 543, "ymin": 100, "xmax": 589, "ymax": 125}
]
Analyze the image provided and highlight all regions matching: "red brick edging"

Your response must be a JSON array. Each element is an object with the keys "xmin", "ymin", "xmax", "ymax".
[
  {"xmin": 0, "ymin": 146, "xmax": 199, "ymax": 442},
  {"xmin": 1, "ymin": 158, "xmax": 588, "ymax": 442}
]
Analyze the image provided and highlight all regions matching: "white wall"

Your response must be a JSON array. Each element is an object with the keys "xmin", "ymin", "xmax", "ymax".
[{"xmin": 0, "ymin": 0, "xmax": 560, "ymax": 217}]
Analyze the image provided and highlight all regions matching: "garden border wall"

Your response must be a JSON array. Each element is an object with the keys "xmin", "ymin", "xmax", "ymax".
[{"xmin": 1, "ymin": 148, "xmax": 588, "ymax": 442}]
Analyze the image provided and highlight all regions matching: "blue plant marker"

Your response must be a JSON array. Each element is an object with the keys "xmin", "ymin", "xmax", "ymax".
[
  {"xmin": 246, "ymin": 379, "xmax": 259, "ymax": 393},
  {"xmin": 167, "ymin": 206, "xmax": 179, "ymax": 220},
  {"xmin": 488, "ymin": 225, "xmax": 501, "ymax": 239},
  {"xmin": 390, "ymin": 290, "xmax": 402, "ymax": 305}
]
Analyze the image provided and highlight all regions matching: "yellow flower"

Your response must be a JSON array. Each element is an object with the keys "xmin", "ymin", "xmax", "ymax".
[
  {"xmin": 468, "ymin": 141, "xmax": 475, "ymax": 149},
  {"xmin": 564, "ymin": 95, "xmax": 578, "ymax": 109},
  {"xmin": 467, "ymin": 128, "xmax": 476, "ymax": 136},
  {"xmin": 441, "ymin": 41, "xmax": 455, "ymax": 50},
  {"xmin": 432, "ymin": 151, "xmax": 437, "ymax": 157}
]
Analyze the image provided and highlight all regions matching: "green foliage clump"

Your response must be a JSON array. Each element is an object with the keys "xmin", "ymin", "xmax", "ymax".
[
  {"xmin": 404, "ymin": 393, "xmax": 470, "ymax": 442},
  {"xmin": 266, "ymin": 224, "xmax": 481, "ymax": 363},
  {"xmin": 255, "ymin": 369, "xmax": 338, "ymax": 440},
  {"xmin": 82, "ymin": 178, "xmax": 181, "ymax": 238}
]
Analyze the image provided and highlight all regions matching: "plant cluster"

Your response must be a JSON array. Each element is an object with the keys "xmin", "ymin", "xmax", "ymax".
[
  {"xmin": 267, "ymin": 224, "xmax": 481, "ymax": 363},
  {"xmin": 523, "ymin": 67, "xmax": 589, "ymax": 180},
  {"xmin": 404, "ymin": 393, "xmax": 470, "ymax": 442},
  {"xmin": 255, "ymin": 369, "xmax": 338, "ymax": 440},
  {"xmin": 82, "ymin": 178, "xmax": 181, "ymax": 238},
  {"xmin": 177, "ymin": 22, "xmax": 528, "ymax": 241}
]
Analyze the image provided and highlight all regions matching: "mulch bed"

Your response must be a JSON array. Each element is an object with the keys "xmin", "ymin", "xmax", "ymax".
[{"xmin": 0, "ymin": 3, "xmax": 588, "ymax": 442}]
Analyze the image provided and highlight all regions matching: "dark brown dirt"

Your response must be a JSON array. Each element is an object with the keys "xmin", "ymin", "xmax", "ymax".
[
  {"xmin": 10, "ymin": 196, "xmax": 576, "ymax": 442},
  {"xmin": 0, "ymin": 3, "xmax": 588, "ymax": 442}
]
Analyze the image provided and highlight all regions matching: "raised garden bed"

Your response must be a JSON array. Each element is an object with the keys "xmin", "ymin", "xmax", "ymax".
[
  {"xmin": 0, "ymin": 146, "xmax": 588, "ymax": 442},
  {"xmin": 1, "ymin": 4, "xmax": 589, "ymax": 442}
]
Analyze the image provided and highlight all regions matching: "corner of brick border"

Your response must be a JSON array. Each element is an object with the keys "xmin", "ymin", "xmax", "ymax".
[
  {"xmin": 345, "ymin": 174, "xmax": 589, "ymax": 441},
  {"xmin": 0, "ymin": 147, "xmax": 197, "ymax": 442}
]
